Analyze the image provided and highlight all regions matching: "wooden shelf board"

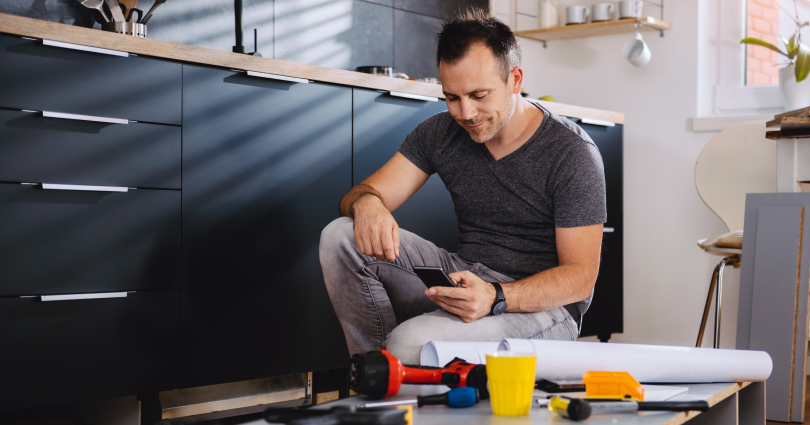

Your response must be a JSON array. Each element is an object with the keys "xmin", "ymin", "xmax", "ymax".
[{"xmin": 517, "ymin": 17, "xmax": 671, "ymax": 42}]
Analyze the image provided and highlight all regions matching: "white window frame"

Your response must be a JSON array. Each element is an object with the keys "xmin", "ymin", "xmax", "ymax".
[{"xmin": 717, "ymin": 0, "xmax": 782, "ymax": 112}]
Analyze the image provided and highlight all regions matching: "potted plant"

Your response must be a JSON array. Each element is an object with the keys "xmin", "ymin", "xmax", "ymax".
[{"xmin": 741, "ymin": 0, "xmax": 810, "ymax": 110}]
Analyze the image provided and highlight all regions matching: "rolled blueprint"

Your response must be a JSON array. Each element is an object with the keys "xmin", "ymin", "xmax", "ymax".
[
  {"xmin": 499, "ymin": 339, "xmax": 773, "ymax": 383},
  {"xmin": 421, "ymin": 341, "xmax": 501, "ymax": 367}
]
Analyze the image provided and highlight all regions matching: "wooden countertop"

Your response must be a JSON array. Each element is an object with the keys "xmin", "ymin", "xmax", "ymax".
[{"xmin": 0, "ymin": 12, "xmax": 625, "ymax": 125}]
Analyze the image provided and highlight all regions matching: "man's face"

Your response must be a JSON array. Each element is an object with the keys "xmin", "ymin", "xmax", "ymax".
[{"xmin": 439, "ymin": 43, "xmax": 516, "ymax": 144}]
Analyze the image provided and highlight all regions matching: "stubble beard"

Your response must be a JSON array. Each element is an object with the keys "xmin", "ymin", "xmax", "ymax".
[{"xmin": 464, "ymin": 94, "xmax": 517, "ymax": 144}]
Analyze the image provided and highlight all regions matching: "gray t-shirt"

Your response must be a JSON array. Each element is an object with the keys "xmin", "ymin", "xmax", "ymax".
[{"xmin": 398, "ymin": 102, "xmax": 606, "ymax": 288}]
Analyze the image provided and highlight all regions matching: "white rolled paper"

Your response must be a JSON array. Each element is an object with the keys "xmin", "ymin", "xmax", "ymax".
[
  {"xmin": 499, "ymin": 339, "xmax": 773, "ymax": 383},
  {"xmin": 420, "ymin": 341, "xmax": 502, "ymax": 367}
]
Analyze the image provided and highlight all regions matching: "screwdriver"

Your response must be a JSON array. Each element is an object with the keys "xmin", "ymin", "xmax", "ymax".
[{"xmin": 358, "ymin": 387, "xmax": 480, "ymax": 408}]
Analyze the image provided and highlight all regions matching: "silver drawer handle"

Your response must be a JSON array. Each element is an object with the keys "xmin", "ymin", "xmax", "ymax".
[
  {"xmin": 41, "ymin": 292, "xmax": 128, "ymax": 302},
  {"xmin": 43, "ymin": 111, "xmax": 128, "ymax": 125},
  {"xmin": 603, "ymin": 227, "xmax": 615, "ymax": 233},
  {"xmin": 580, "ymin": 118, "xmax": 616, "ymax": 127},
  {"xmin": 43, "ymin": 39, "xmax": 129, "ymax": 57},
  {"xmin": 388, "ymin": 91, "xmax": 439, "ymax": 102},
  {"xmin": 246, "ymin": 71, "xmax": 309, "ymax": 84},
  {"xmin": 42, "ymin": 183, "xmax": 129, "ymax": 192}
]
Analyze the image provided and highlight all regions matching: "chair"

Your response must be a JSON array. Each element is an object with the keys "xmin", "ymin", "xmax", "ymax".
[{"xmin": 694, "ymin": 120, "xmax": 776, "ymax": 348}]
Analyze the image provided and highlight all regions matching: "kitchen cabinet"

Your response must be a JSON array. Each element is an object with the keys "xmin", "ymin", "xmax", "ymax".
[
  {"xmin": 181, "ymin": 65, "xmax": 352, "ymax": 388},
  {"xmin": 0, "ymin": 290, "xmax": 180, "ymax": 411},
  {"xmin": 352, "ymin": 89, "xmax": 457, "ymax": 251},
  {"xmin": 577, "ymin": 122, "xmax": 624, "ymax": 341}
]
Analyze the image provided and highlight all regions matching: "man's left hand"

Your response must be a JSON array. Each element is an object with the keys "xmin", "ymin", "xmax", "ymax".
[{"xmin": 425, "ymin": 270, "xmax": 496, "ymax": 323}]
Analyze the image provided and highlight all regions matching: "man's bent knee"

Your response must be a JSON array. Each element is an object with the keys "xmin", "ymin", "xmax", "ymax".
[{"xmin": 383, "ymin": 318, "xmax": 430, "ymax": 365}]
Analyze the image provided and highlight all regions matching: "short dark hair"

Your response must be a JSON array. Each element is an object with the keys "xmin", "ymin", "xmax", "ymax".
[{"xmin": 436, "ymin": 7, "xmax": 521, "ymax": 83}]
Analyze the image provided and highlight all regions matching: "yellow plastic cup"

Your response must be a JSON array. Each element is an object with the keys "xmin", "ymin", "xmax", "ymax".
[{"xmin": 486, "ymin": 351, "xmax": 537, "ymax": 416}]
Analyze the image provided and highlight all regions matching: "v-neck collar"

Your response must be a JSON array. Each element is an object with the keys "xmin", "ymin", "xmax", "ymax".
[{"xmin": 478, "ymin": 102, "xmax": 549, "ymax": 165}]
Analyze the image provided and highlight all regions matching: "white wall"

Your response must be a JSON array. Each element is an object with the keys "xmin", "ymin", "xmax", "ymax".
[{"xmin": 511, "ymin": 0, "xmax": 738, "ymax": 347}]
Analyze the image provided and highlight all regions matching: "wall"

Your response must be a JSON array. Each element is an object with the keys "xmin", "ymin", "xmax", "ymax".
[
  {"xmin": 0, "ymin": 0, "xmax": 485, "ymax": 79},
  {"xmin": 505, "ymin": 0, "xmax": 736, "ymax": 347}
]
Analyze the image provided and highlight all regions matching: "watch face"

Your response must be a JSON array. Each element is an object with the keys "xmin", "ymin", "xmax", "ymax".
[{"xmin": 493, "ymin": 301, "xmax": 507, "ymax": 316}]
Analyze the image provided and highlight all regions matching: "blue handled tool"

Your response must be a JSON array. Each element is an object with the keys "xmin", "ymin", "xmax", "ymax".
[{"xmin": 358, "ymin": 387, "xmax": 480, "ymax": 408}]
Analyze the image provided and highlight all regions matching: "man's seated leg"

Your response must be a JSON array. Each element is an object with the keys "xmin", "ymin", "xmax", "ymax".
[
  {"xmin": 319, "ymin": 217, "xmax": 474, "ymax": 357},
  {"xmin": 383, "ymin": 306, "xmax": 578, "ymax": 365}
]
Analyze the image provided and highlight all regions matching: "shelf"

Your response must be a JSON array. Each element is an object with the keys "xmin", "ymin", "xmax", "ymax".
[{"xmin": 516, "ymin": 17, "xmax": 671, "ymax": 42}]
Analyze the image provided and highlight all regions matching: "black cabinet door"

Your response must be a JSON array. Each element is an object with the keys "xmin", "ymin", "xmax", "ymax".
[
  {"xmin": 0, "ymin": 110, "xmax": 181, "ymax": 189},
  {"xmin": 0, "ymin": 290, "xmax": 180, "ymax": 411},
  {"xmin": 0, "ymin": 184, "xmax": 180, "ymax": 296},
  {"xmin": 577, "ymin": 123, "xmax": 623, "ymax": 339},
  {"xmin": 0, "ymin": 35, "xmax": 181, "ymax": 125},
  {"xmin": 353, "ymin": 89, "xmax": 457, "ymax": 251},
  {"xmin": 181, "ymin": 65, "xmax": 351, "ymax": 388}
]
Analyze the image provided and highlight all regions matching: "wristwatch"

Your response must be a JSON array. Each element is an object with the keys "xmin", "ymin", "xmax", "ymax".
[{"xmin": 490, "ymin": 282, "xmax": 507, "ymax": 315}]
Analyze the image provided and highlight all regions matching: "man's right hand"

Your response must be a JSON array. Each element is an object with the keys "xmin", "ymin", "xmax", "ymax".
[{"xmin": 352, "ymin": 194, "xmax": 400, "ymax": 262}]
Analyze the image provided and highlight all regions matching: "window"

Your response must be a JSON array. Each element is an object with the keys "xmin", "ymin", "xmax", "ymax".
[{"xmin": 717, "ymin": 0, "xmax": 810, "ymax": 111}]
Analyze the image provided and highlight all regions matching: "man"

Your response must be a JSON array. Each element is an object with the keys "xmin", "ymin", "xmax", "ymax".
[{"xmin": 320, "ymin": 8, "xmax": 605, "ymax": 364}]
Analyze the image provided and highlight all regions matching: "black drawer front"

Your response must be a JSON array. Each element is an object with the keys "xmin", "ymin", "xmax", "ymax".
[
  {"xmin": 0, "ymin": 35, "xmax": 181, "ymax": 125},
  {"xmin": 0, "ymin": 110, "xmax": 181, "ymax": 189},
  {"xmin": 0, "ymin": 184, "xmax": 180, "ymax": 296},
  {"xmin": 0, "ymin": 290, "xmax": 180, "ymax": 411}
]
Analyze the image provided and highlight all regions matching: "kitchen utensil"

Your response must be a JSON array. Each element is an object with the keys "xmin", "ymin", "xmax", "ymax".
[
  {"xmin": 355, "ymin": 66, "xmax": 394, "ymax": 77},
  {"xmin": 106, "ymin": 0, "xmax": 127, "ymax": 22},
  {"xmin": 619, "ymin": 0, "xmax": 641, "ymax": 19},
  {"xmin": 537, "ymin": 0, "xmax": 558, "ymax": 29},
  {"xmin": 592, "ymin": 3, "xmax": 615, "ymax": 22},
  {"xmin": 623, "ymin": 32, "xmax": 651, "ymax": 66},
  {"xmin": 102, "ymin": 22, "xmax": 147, "ymax": 37},
  {"xmin": 127, "ymin": 7, "xmax": 142, "ymax": 23},
  {"xmin": 565, "ymin": 5, "xmax": 589, "ymax": 25},
  {"xmin": 119, "ymin": 0, "xmax": 138, "ymax": 14},
  {"xmin": 78, "ymin": 0, "xmax": 110, "ymax": 23},
  {"xmin": 140, "ymin": 0, "xmax": 166, "ymax": 25}
]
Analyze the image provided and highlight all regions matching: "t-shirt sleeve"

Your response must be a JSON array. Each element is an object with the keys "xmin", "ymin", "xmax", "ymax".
[
  {"xmin": 398, "ymin": 116, "xmax": 439, "ymax": 176},
  {"xmin": 552, "ymin": 142, "xmax": 607, "ymax": 228}
]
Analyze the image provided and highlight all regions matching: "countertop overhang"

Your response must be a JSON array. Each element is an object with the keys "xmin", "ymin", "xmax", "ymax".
[{"xmin": 0, "ymin": 12, "xmax": 625, "ymax": 125}]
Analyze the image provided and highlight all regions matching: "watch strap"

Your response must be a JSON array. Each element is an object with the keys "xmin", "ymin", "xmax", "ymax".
[{"xmin": 491, "ymin": 282, "xmax": 506, "ymax": 315}]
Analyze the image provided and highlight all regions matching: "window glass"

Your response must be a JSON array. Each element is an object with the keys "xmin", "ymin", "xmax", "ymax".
[{"xmin": 746, "ymin": 0, "xmax": 810, "ymax": 86}]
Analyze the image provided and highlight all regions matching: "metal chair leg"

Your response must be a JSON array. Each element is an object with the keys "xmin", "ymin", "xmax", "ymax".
[{"xmin": 696, "ymin": 256, "xmax": 736, "ymax": 348}]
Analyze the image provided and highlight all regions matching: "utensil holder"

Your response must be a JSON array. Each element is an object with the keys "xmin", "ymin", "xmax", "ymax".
[{"xmin": 102, "ymin": 22, "xmax": 147, "ymax": 38}]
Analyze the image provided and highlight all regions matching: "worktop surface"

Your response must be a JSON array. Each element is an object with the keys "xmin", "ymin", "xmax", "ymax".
[{"xmin": 0, "ymin": 12, "xmax": 624, "ymax": 125}]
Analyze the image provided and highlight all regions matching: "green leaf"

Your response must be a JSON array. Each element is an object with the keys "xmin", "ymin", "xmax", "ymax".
[
  {"xmin": 788, "ymin": 34, "xmax": 798, "ymax": 58},
  {"xmin": 796, "ymin": 44, "xmax": 810, "ymax": 83},
  {"xmin": 740, "ymin": 38, "xmax": 789, "ymax": 57}
]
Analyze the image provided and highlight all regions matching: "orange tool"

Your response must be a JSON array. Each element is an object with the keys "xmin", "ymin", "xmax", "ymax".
[{"xmin": 582, "ymin": 371, "xmax": 645, "ymax": 401}]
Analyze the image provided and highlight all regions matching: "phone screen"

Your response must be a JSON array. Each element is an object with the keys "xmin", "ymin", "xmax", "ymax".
[{"xmin": 413, "ymin": 266, "xmax": 457, "ymax": 288}]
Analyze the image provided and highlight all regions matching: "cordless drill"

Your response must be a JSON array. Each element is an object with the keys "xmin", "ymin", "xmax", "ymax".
[{"xmin": 350, "ymin": 350, "xmax": 489, "ymax": 400}]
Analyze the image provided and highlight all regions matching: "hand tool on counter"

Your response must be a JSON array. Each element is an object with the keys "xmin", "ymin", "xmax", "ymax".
[
  {"xmin": 358, "ymin": 387, "xmax": 480, "ymax": 409},
  {"xmin": 544, "ymin": 396, "xmax": 710, "ymax": 421},
  {"xmin": 78, "ymin": 0, "xmax": 110, "ymax": 22},
  {"xmin": 264, "ymin": 406, "xmax": 408, "ymax": 425},
  {"xmin": 140, "ymin": 0, "xmax": 166, "ymax": 25},
  {"xmin": 350, "ymin": 350, "xmax": 489, "ymax": 400},
  {"xmin": 105, "ymin": 0, "xmax": 127, "ymax": 22}
]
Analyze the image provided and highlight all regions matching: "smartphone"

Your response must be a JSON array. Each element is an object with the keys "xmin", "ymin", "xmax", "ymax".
[{"xmin": 413, "ymin": 266, "xmax": 457, "ymax": 288}]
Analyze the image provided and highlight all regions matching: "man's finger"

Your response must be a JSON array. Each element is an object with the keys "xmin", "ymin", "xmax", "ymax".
[
  {"xmin": 369, "ymin": 225, "xmax": 386, "ymax": 261},
  {"xmin": 393, "ymin": 224, "xmax": 401, "ymax": 258},
  {"xmin": 356, "ymin": 227, "xmax": 372, "ymax": 257},
  {"xmin": 433, "ymin": 298, "xmax": 474, "ymax": 323},
  {"xmin": 380, "ymin": 223, "xmax": 396, "ymax": 262},
  {"xmin": 429, "ymin": 286, "xmax": 471, "ymax": 300}
]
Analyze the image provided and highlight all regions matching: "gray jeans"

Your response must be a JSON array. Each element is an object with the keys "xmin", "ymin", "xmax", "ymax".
[{"xmin": 319, "ymin": 217, "xmax": 579, "ymax": 364}]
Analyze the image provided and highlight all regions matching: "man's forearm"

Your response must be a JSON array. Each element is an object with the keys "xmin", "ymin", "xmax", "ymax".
[
  {"xmin": 339, "ymin": 184, "xmax": 383, "ymax": 218},
  {"xmin": 502, "ymin": 264, "xmax": 598, "ymax": 313}
]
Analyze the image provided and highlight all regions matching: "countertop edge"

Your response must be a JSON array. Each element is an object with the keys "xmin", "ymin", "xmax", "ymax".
[{"xmin": 0, "ymin": 13, "xmax": 625, "ymax": 125}]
